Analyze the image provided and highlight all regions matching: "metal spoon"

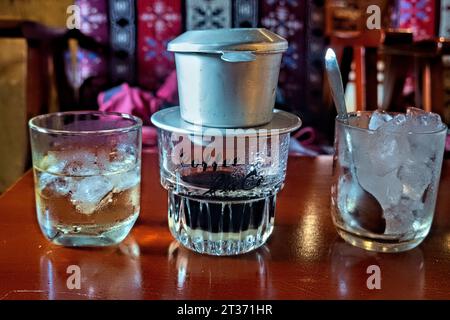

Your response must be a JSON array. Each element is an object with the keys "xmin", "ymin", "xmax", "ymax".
[{"xmin": 325, "ymin": 48, "xmax": 385, "ymax": 234}]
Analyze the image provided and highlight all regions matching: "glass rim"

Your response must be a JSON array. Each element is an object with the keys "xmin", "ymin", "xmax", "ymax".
[
  {"xmin": 28, "ymin": 111, "xmax": 143, "ymax": 135},
  {"xmin": 336, "ymin": 111, "xmax": 448, "ymax": 135}
]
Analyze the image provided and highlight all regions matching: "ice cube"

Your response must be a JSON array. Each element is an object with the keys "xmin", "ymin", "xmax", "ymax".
[
  {"xmin": 357, "ymin": 114, "xmax": 412, "ymax": 176},
  {"xmin": 94, "ymin": 148, "xmax": 111, "ymax": 170},
  {"xmin": 70, "ymin": 176, "xmax": 114, "ymax": 214},
  {"xmin": 406, "ymin": 107, "xmax": 444, "ymax": 133},
  {"xmin": 398, "ymin": 159, "xmax": 432, "ymax": 201},
  {"xmin": 64, "ymin": 152, "xmax": 100, "ymax": 176},
  {"xmin": 39, "ymin": 152, "xmax": 67, "ymax": 174},
  {"xmin": 368, "ymin": 110, "xmax": 393, "ymax": 130},
  {"xmin": 348, "ymin": 127, "xmax": 373, "ymax": 169},
  {"xmin": 110, "ymin": 143, "xmax": 137, "ymax": 163},
  {"xmin": 54, "ymin": 178, "xmax": 71, "ymax": 195},
  {"xmin": 383, "ymin": 203, "xmax": 416, "ymax": 235},
  {"xmin": 367, "ymin": 129, "xmax": 410, "ymax": 176},
  {"xmin": 356, "ymin": 167, "xmax": 403, "ymax": 210},
  {"xmin": 108, "ymin": 155, "xmax": 136, "ymax": 172},
  {"xmin": 42, "ymin": 150, "xmax": 101, "ymax": 176},
  {"xmin": 408, "ymin": 133, "xmax": 439, "ymax": 165},
  {"xmin": 406, "ymin": 106, "xmax": 426, "ymax": 116},
  {"xmin": 110, "ymin": 167, "xmax": 141, "ymax": 192},
  {"xmin": 38, "ymin": 172, "xmax": 55, "ymax": 191},
  {"xmin": 405, "ymin": 109, "xmax": 446, "ymax": 164},
  {"xmin": 38, "ymin": 173, "xmax": 71, "ymax": 196},
  {"xmin": 378, "ymin": 114, "xmax": 408, "ymax": 132},
  {"xmin": 400, "ymin": 197, "xmax": 425, "ymax": 214}
]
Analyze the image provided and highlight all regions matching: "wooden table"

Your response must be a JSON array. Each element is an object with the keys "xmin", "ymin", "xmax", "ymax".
[{"xmin": 0, "ymin": 152, "xmax": 449, "ymax": 300}]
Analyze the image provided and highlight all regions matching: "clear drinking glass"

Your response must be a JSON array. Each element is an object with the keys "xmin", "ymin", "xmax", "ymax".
[
  {"xmin": 158, "ymin": 128, "xmax": 291, "ymax": 255},
  {"xmin": 331, "ymin": 111, "xmax": 447, "ymax": 252},
  {"xmin": 29, "ymin": 111, "xmax": 142, "ymax": 246}
]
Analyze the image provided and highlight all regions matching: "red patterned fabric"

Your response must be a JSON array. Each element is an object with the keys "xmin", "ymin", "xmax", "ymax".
[
  {"xmin": 397, "ymin": 0, "xmax": 436, "ymax": 41},
  {"xmin": 74, "ymin": 0, "xmax": 108, "ymax": 80},
  {"xmin": 137, "ymin": 0, "xmax": 182, "ymax": 91},
  {"xmin": 260, "ymin": 0, "xmax": 306, "ymax": 112},
  {"xmin": 76, "ymin": 0, "xmax": 109, "ymax": 44}
]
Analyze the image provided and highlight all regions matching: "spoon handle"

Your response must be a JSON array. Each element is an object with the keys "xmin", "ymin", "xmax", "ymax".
[{"xmin": 325, "ymin": 48, "xmax": 348, "ymax": 123}]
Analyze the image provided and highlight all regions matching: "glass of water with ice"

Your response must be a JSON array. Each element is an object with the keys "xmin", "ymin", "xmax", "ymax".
[
  {"xmin": 29, "ymin": 111, "xmax": 142, "ymax": 246},
  {"xmin": 331, "ymin": 108, "xmax": 447, "ymax": 252}
]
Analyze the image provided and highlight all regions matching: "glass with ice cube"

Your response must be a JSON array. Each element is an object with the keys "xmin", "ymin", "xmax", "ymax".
[
  {"xmin": 29, "ymin": 111, "xmax": 142, "ymax": 246},
  {"xmin": 331, "ymin": 108, "xmax": 447, "ymax": 252}
]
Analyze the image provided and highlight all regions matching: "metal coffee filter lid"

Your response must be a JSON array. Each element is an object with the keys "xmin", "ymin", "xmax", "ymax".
[
  {"xmin": 151, "ymin": 107, "xmax": 301, "ymax": 136},
  {"xmin": 167, "ymin": 28, "xmax": 288, "ymax": 54}
]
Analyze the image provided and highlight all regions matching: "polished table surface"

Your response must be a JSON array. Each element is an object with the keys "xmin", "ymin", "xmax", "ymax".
[{"xmin": 0, "ymin": 152, "xmax": 449, "ymax": 300}]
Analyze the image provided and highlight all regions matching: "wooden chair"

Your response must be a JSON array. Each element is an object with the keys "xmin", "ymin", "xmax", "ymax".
[
  {"xmin": 330, "ymin": 29, "xmax": 384, "ymax": 110},
  {"xmin": 0, "ymin": 20, "xmax": 109, "ymax": 117},
  {"xmin": 0, "ymin": 20, "xmax": 108, "ymax": 177},
  {"xmin": 381, "ymin": 37, "xmax": 450, "ymax": 116},
  {"xmin": 330, "ymin": 28, "xmax": 449, "ymax": 120},
  {"xmin": 0, "ymin": 20, "xmax": 55, "ymax": 120}
]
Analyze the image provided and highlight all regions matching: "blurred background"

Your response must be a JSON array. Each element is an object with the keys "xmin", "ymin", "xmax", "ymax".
[{"xmin": 1, "ymin": 0, "xmax": 450, "ymax": 193}]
